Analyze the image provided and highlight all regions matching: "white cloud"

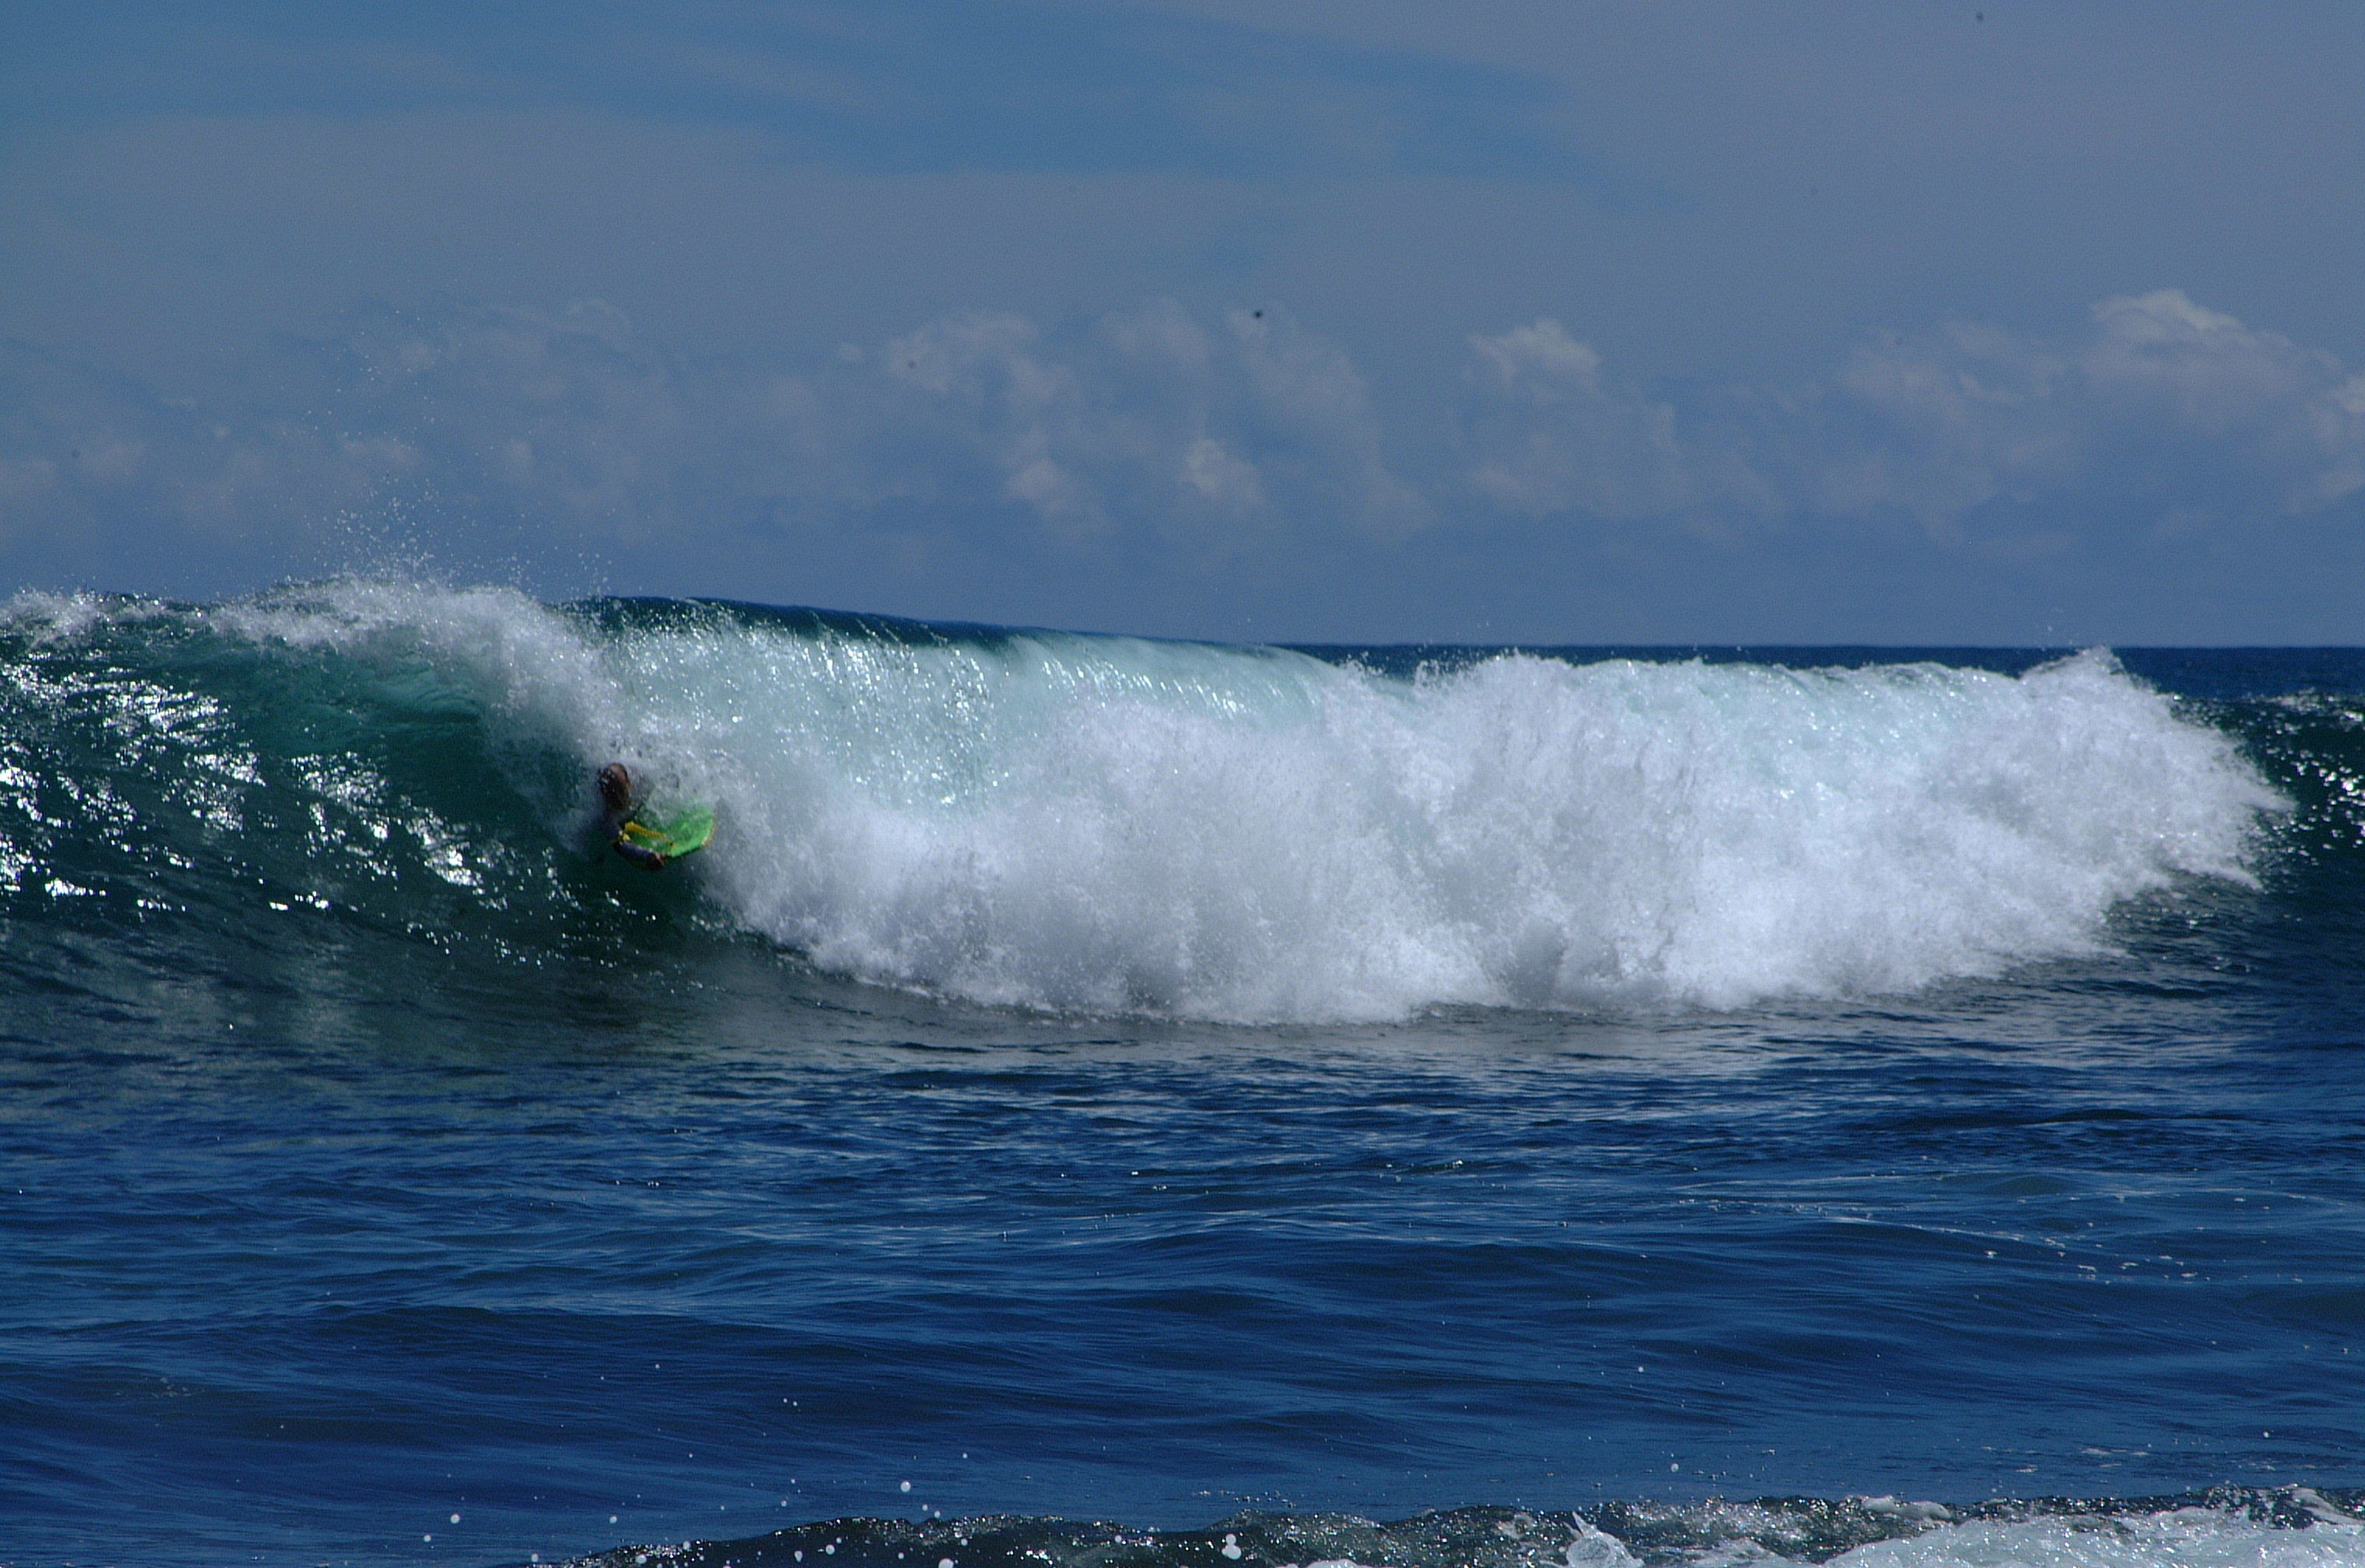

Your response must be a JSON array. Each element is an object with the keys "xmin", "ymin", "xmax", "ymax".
[
  {"xmin": 5, "ymin": 285, "xmax": 2362, "ymax": 597},
  {"xmin": 877, "ymin": 310, "xmax": 1119, "ymax": 533},
  {"xmin": 1463, "ymin": 317, "xmax": 1701, "ymax": 520},
  {"xmin": 1182, "ymin": 436, "xmax": 1263, "ymax": 512},
  {"xmin": 1459, "ymin": 289, "xmax": 2365, "ymax": 537},
  {"xmin": 0, "ymin": 294, "xmax": 1438, "ymax": 586},
  {"xmin": 859, "ymin": 298, "xmax": 1424, "ymax": 540},
  {"xmin": 1225, "ymin": 307, "xmax": 1427, "ymax": 535},
  {"xmin": 2084, "ymin": 289, "xmax": 2310, "ymax": 423},
  {"xmin": 1810, "ymin": 288, "xmax": 2365, "ymax": 527},
  {"xmin": 335, "ymin": 299, "xmax": 702, "ymax": 538}
]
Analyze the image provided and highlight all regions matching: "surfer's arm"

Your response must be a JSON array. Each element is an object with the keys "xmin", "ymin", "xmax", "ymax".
[{"xmin": 611, "ymin": 824, "xmax": 668, "ymax": 870}]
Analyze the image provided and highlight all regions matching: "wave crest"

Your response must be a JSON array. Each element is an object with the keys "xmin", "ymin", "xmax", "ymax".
[{"xmin": 0, "ymin": 583, "xmax": 2283, "ymax": 1022}]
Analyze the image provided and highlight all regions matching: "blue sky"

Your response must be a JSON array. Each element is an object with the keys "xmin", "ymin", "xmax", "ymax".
[{"xmin": 5, "ymin": 1, "xmax": 2364, "ymax": 642}]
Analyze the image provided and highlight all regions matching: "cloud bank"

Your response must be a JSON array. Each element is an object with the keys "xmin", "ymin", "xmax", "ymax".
[{"xmin": 5, "ymin": 286, "xmax": 2363, "ymax": 633}]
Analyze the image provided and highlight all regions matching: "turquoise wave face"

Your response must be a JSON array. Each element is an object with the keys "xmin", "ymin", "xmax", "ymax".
[{"xmin": 0, "ymin": 580, "xmax": 2321, "ymax": 1024}]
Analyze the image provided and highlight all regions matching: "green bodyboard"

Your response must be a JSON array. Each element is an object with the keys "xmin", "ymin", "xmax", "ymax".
[{"xmin": 620, "ymin": 803, "xmax": 715, "ymax": 862}]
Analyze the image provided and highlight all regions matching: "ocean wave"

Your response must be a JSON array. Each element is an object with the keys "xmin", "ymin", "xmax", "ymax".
[
  {"xmin": 555, "ymin": 1492, "xmax": 2365, "ymax": 1568},
  {"xmin": 0, "ymin": 580, "xmax": 2285, "ymax": 1022}
]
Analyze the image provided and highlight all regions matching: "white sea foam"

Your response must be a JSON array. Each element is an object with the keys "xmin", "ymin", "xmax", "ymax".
[
  {"xmin": 1833, "ymin": 1511, "xmax": 2365, "ymax": 1568},
  {"xmin": 212, "ymin": 582, "xmax": 2283, "ymax": 1022}
]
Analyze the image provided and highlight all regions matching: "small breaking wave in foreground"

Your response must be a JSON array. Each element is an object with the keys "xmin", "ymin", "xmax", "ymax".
[{"xmin": 561, "ymin": 1491, "xmax": 2365, "ymax": 1568}]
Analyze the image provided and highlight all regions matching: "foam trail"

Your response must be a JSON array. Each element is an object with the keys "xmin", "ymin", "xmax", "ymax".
[{"xmin": 11, "ymin": 583, "xmax": 2285, "ymax": 1023}]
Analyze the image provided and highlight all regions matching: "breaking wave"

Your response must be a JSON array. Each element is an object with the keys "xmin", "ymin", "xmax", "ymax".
[{"xmin": 0, "ymin": 580, "xmax": 2283, "ymax": 1022}]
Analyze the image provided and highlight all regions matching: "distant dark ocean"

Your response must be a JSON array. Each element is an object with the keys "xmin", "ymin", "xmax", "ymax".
[{"xmin": 4, "ymin": 583, "xmax": 2362, "ymax": 1568}]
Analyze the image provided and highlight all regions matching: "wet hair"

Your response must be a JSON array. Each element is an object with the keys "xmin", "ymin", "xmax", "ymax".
[{"xmin": 597, "ymin": 763, "xmax": 632, "ymax": 811}]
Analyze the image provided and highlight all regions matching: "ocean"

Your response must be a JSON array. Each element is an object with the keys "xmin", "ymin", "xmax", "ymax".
[{"xmin": 2, "ymin": 582, "xmax": 2361, "ymax": 1568}]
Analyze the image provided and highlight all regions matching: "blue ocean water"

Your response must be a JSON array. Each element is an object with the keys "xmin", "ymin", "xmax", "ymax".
[{"xmin": 3, "ymin": 583, "xmax": 2363, "ymax": 1568}]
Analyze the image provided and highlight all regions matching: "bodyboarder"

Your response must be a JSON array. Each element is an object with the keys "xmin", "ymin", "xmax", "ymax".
[{"xmin": 597, "ymin": 761, "xmax": 669, "ymax": 870}]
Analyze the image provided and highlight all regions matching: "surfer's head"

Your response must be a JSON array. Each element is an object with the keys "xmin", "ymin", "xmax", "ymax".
[{"xmin": 597, "ymin": 763, "xmax": 632, "ymax": 813}]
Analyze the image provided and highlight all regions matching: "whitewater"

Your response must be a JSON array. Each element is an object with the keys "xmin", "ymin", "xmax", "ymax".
[
  {"xmin": 2, "ymin": 582, "xmax": 2360, "ymax": 1568},
  {"xmin": 3, "ymin": 580, "xmax": 2277, "ymax": 1020}
]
